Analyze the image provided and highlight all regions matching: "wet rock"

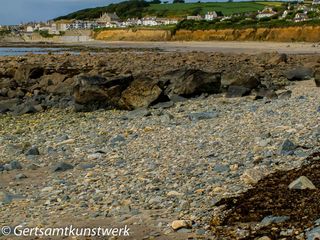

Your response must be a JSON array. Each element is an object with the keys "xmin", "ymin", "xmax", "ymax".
[
  {"xmin": 52, "ymin": 162, "xmax": 74, "ymax": 172},
  {"xmin": 288, "ymin": 176, "xmax": 317, "ymax": 190}
]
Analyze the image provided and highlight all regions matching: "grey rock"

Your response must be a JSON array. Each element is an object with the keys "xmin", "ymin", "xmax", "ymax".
[
  {"xmin": 289, "ymin": 176, "xmax": 317, "ymax": 190},
  {"xmin": 151, "ymin": 101, "xmax": 174, "ymax": 109},
  {"xmin": 261, "ymin": 215, "xmax": 290, "ymax": 226},
  {"xmin": 9, "ymin": 160, "xmax": 22, "ymax": 170},
  {"xmin": 110, "ymin": 135, "xmax": 126, "ymax": 145},
  {"xmin": 306, "ymin": 226, "xmax": 320, "ymax": 240},
  {"xmin": 0, "ymin": 191, "xmax": 24, "ymax": 204},
  {"xmin": 188, "ymin": 111, "xmax": 219, "ymax": 122},
  {"xmin": 280, "ymin": 139, "xmax": 296, "ymax": 155},
  {"xmin": 126, "ymin": 108, "xmax": 151, "ymax": 120},
  {"xmin": 52, "ymin": 162, "xmax": 74, "ymax": 172}
]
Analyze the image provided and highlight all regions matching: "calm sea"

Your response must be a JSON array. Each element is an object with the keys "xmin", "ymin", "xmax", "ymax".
[{"xmin": 0, "ymin": 47, "xmax": 73, "ymax": 56}]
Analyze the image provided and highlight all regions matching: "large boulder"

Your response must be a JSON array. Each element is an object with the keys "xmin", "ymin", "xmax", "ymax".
[
  {"xmin": 73, "ymin": 73, "xmax": 134, "ymax": 111},
  {"xmin": 286, "ymin": 66, "xmax": 313, "ymax": 81},
  {"xmin": 120, "ymin": 77, "xmax": 162, "ymax": 109},
  {"xmin": 159, "ymin": 68, "xmax": 221, "ymax": 98}
]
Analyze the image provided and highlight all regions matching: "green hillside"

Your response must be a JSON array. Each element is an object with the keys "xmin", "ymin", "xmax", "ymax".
[
  {"xmin": 55, "ymin": 1, "xmax": 284, "ymax": 20},
  {"xmin": 146, "ymin": 2, "xmax": 283, "ymax": 18}
]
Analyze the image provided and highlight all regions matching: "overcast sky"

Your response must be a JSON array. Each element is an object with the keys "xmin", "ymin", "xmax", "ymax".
[{"xmin": 0, "ymin": 0, "xmax": 116, "ymax": 25}]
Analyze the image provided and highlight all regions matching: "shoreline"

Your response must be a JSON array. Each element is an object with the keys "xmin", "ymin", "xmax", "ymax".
[{"xmin": 1, "ymin": 40, "xmax": 320, "ymax": 54}]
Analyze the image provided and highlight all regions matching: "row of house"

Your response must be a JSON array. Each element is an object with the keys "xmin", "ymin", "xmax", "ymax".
[{"xmin": 24, "ymin": 13, "xmax": 179, "ymax": 34}]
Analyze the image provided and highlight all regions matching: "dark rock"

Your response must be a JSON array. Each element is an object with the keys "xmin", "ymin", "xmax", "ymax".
[
  {"xmin": 120, "ymin": 77, "xmax": 162, "ymax": 109},
  {"xmin": 314, "ymin": 69, "xmax": 320, "ymax": 87},
  {"xmin": 188, "ymin": 111, "xmax": 219, "ymax": 122},
  {"xmin": 280, "ymin": 139, "xmax": 297, "ymax": 155},
  {"xmin": 159, "ymin": 68, "xmax": 221, "ymax": 97},
  {"xmin": 25, "ymin": 146, "xmax": 40, "ymax": 156},
  {"xmin": 226, "ymin": 86, "xmax": 251, "ymax": 98},
  {"xmin": 286, "ymin": 66, "xmax": 313, "ymax": 81},
  {"xmin": 52, "ymin": 162, "xmax": 74, "ymax": 172},
  {"xmin": 73, "ymin": 73, "xmax": 134, "ymax": 111}
]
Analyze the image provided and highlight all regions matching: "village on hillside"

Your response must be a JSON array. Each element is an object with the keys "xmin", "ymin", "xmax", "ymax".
[{"xmin": 1, "ymin": 0, "xmax": 320, "ymax": 35}]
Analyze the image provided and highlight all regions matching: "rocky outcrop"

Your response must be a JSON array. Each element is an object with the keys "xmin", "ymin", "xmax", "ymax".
[{"xmin": 0, "ymin": 52, "xmax": 318, "ymax": 114}]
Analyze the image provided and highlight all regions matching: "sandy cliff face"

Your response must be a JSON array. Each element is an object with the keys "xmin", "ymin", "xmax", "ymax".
[
  {"xmin": 95, "ymin": 29, "xmax": 172, "ymax": 41},
  {"xmin": 173, "ymin": 26, "xmax": 320, "ymax": 42},
  {"xmin": 95, "ymin": 26, "xmax": 320, "ymax": 42}
]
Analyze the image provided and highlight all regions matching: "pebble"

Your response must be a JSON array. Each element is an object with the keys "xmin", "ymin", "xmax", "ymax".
[{"xmin": 171, "ymin": 220, "xmax": 192, "ymax": 230}]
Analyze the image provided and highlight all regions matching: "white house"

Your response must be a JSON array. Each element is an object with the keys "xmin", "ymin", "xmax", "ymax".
[
  {"xmin": 294, "ymin": 12, "xmax": 309, "ymax": 22},
  {"xmin": 205, "ymin": 11, "xmax": 218, "ymax": 21},
  {"xmin": 256, "ymin": 7, "xmax": 277, "ymax": 19},
  {"xmin": 281, "ymin": 10, "xmax": 289, "ymax": 19},
  {"xmin": 26, "ymin": 26, "xmax": 34, "ymax": 33}
]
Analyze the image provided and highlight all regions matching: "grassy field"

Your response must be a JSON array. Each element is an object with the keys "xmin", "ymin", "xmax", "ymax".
[{"xmin": 145, "ymin": 1, "xmax": 284, "ymax": 18}]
